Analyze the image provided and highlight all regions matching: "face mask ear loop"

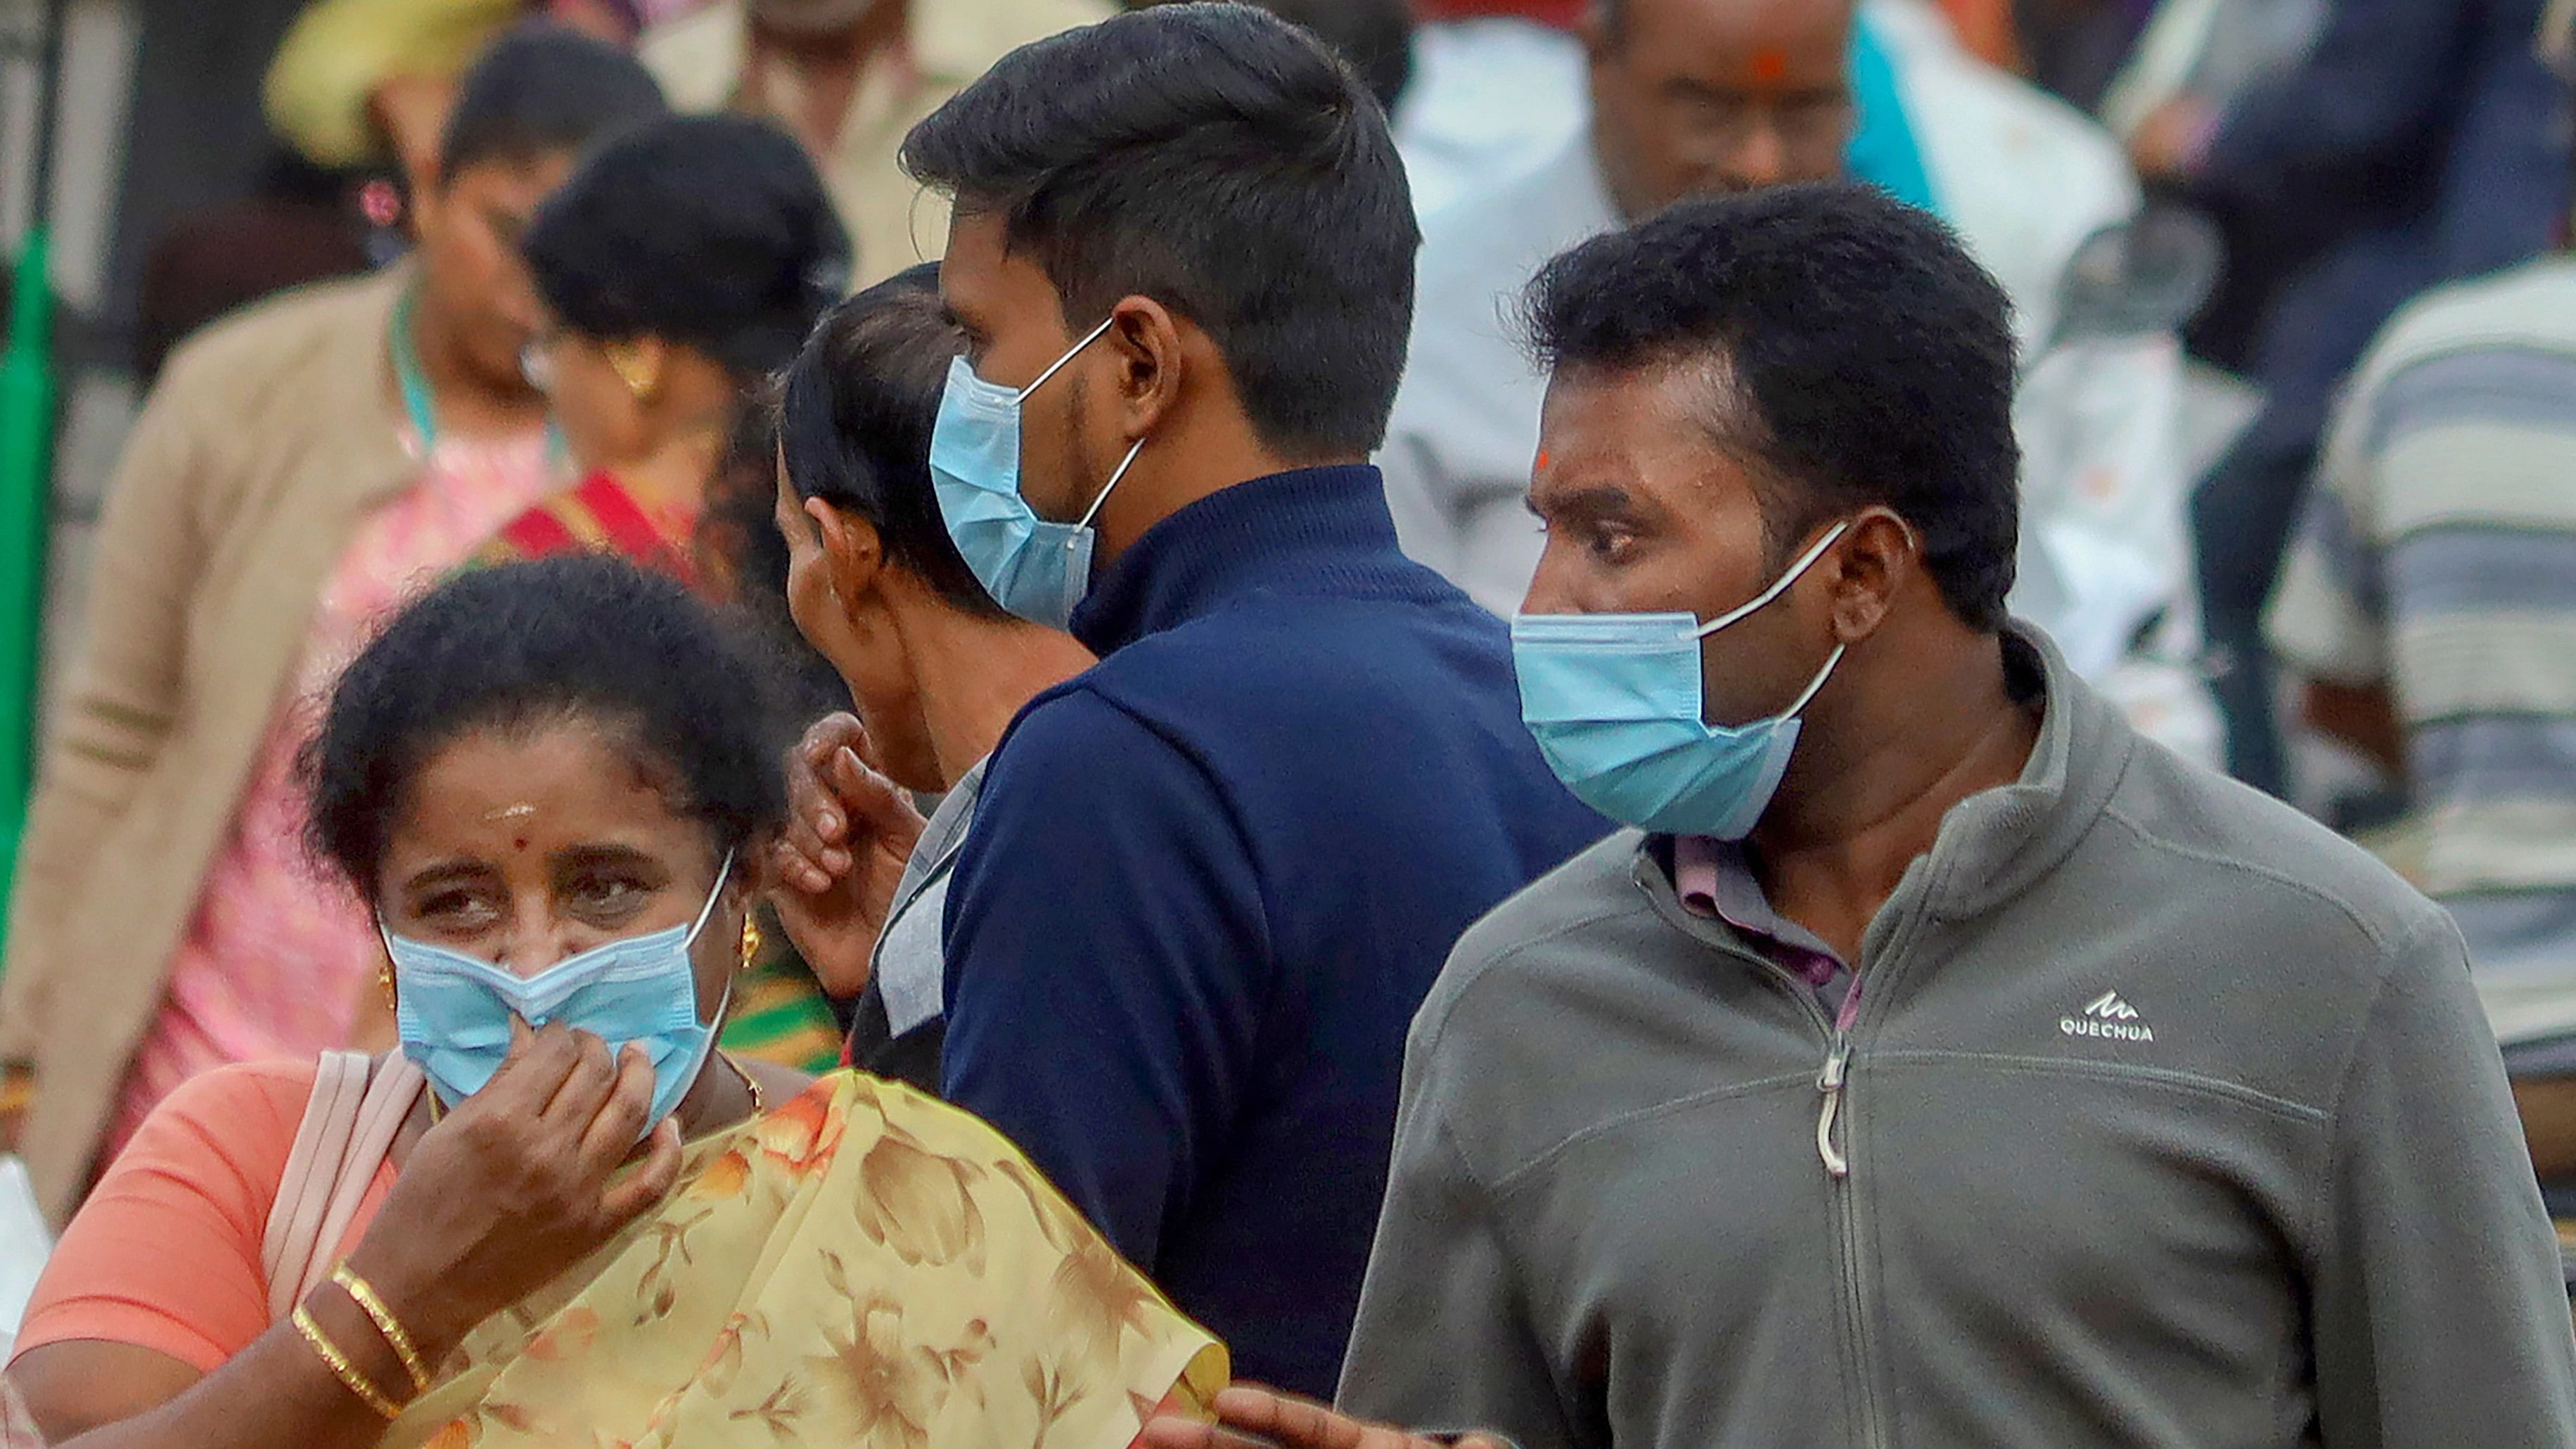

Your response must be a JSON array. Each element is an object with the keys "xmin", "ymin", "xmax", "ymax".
[
  {"xmin": 681, "ymin": 850, "xmax": 738, "ymax": 950},
  {"xmin": 1695, "ymin": 519, "xmax": 1854, "ymax": 639},
  {"xmin": 1016, "ymin": 314, "xmax": 1119, "ymax": 401},
  {"xmin": 1077, "ymin": 435, "xmax": 1150, "ymax": 529},
  {"xmin": 1777, "ymin": 643, "xmax": 1847, "ymax": 722}
]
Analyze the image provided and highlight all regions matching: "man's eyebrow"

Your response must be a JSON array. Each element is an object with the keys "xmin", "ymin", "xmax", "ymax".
[{"xmin": 1526, "ymin": 483, "xmax": 1638, "ymax": 521}]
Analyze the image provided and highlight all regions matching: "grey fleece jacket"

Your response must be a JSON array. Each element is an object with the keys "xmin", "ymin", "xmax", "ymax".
[{"xmin": 1340, "ymin": 630, "xmax": 2576, "ymax": 1448}]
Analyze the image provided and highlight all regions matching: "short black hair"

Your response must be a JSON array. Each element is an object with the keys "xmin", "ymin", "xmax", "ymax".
[
  {"xmin": 1526, "ymin": 182, "xmax": 2020, "ymax": 630},
  {"xmin": 1234, "ymin": 0, "xmax": 1415, "ymax": 113},
  {"xmin": 780, "ymin": 263, "xmax": 1003, "ymax": 617},
  {"xmin": 523, "ymin": 114, "xmax": 851, "ymax": 378},
  {"xmin": 436, "ymin": 23, "xmax": 668, "ymax": 187},
  {"xmin": 902, "ymin": 2, "xmax": 1420, "ymax": 459},
  {"xmin": 303, "ymin": 554, "xmax": 790, "ymax": 895}
]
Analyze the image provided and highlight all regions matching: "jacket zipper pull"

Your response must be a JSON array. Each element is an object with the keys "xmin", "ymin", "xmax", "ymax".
[{"xmin": 1816, "ymin": 1035, "xmax": 1852, "ymax": 1179}]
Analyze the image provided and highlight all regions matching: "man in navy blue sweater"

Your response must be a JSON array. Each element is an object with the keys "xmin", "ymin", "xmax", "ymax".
[{"xmin": 893, "ymin": 2, "xmax": 1606, "ymax": 1398}]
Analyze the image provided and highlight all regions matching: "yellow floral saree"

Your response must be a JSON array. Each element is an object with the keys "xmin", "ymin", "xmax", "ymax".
[{"xmin": 385, "ymin": 1071, "xmax": 1225, "ymax": 1448}]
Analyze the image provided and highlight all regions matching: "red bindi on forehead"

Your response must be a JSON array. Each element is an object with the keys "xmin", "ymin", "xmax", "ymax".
[{"xmin": 1748, "ymin": 47, "xmax": 1789, "ymax": 85}]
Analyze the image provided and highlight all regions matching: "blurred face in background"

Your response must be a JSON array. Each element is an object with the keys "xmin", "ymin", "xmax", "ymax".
[
  {"xmin": 546, "ymin": 0, "xmax": 644, "ymax": 42},
  {"xmin": 1583, "ymin": 0, "xmax": 1857, "ymax": 218},
  {"xmin": 531, "ymin": 327, "xmax": 655, "ymax": 472},
  {"xmin": 413, "ymin": 152, "xmax": 577, "ymax": 396},
  {"xmin": 528, "ymin": 324, "xmax": 734, "ymax": 478},
  {"xmin": 748, "ymin": 0, "xmax": 888, "ymax": 37}
]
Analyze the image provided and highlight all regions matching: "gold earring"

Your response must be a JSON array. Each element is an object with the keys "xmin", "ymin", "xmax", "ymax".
[
  {"xmin": 605, "ymin": 341, "xmax": 658, "ymax": 400},
  {"xmin": 740, "ymin": 914, "xmax": 764, "ymax": 974},
  {"xmin": 378, "ymin": 962, "xmax": 397, "ymax": 1011}
]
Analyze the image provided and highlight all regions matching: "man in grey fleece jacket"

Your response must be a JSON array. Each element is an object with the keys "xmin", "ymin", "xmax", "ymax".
[{"xmin": 1143, "ymin": 185, "xmax": 2576, "ymax": 1449}]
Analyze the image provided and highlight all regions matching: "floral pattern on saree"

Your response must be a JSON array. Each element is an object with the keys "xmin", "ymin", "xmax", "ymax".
[{"xmin": 384, "ymin": 1071, "xmax": 1225, "ymax": 1448}]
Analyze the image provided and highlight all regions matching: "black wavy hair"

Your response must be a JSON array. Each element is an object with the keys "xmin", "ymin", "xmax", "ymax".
[
  {"xmin": 1236, "ymin": 0, "xmax": 1415, "ymax": 113},
  {"xmin": 522, "ymin": 113, "xmax": 852, "ymax": 378},
  {"xmin": 902, "ymin": 2, "xmax": 1419, "ymax": 459},
  {"xmin": 435, "ymin": 22, "xmax": 667, "ymax": 188},
  {"xmin": 302, "ymin": 554, "xmax": 791, "ymax": 895},
  {"xmin": 1525, "ymin": 181, "xmax": 2020, "ymax": 629},
  {"xmin": 778, "ymin": 262, "xmax": 1001, "ymax": 616}
]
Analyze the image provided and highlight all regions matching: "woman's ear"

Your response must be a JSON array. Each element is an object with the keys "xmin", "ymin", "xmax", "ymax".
[
  {"xmin": 736, "ymin": 831, "xmax": 783, "ymax": 900},
  {"xmin": 809, "ymin": 499, "xmax": 886, "ymax": 613}
]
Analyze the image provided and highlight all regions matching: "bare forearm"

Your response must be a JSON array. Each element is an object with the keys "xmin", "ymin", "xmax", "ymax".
[
  {"xmin": 44, "ymin": 1339, "xmax": 388, "ymax": 1449},
  {"xmin": 23, "ymin": 1287, "xmax": 460, "ymax": 1449}
]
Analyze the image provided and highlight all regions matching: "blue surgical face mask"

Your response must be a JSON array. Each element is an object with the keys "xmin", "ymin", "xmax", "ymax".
[
  {"xmin": 382, "ymin": 853, "xmax": 734, "ymax": 1132},
  {"xmin": 929, "ymin": 316, "xmax": 1150, "ymax": 630},
  {"xmin": 1514, "ymin": 523, "xmax": 1850, "ymax": 840}
]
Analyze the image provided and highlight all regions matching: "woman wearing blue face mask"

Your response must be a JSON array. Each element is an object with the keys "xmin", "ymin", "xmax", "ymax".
[{"xmin": 6, "ymin": 555, "xmax": 1223, "ymax": 1448}]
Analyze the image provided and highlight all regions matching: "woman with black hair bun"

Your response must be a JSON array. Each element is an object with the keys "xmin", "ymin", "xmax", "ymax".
[{"xmin": 486, "ymin": 111, "xmax": 850, "ymax": 585}]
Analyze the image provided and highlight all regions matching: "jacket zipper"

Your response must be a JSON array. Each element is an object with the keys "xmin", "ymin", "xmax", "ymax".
[
  {"xmin": 1752, "ymin": 962, "xmax": 1886, "ymax": 1449},
  {"xmin": 1816, "ymin": 1030, "xmax": 1852, "ymax": 1177}
]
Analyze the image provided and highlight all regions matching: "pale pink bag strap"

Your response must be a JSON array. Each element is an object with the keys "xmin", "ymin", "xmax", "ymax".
[
  {"xmin": 292, "ymin": 1053, "xmax": 425, "ymax": 1310},
  {"xmin": 262, "ymin": 1050, "xmax": 371, "ymax": 1322}
]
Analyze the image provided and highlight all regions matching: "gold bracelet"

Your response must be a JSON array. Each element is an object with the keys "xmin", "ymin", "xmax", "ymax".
[
  {"xmin": 331, "ymin": 1264, "xmax": 431, "ymax": 1395},
  {"xmin": 290, "ymin": 1303, "xmax": 402, "ymax": 1420}
]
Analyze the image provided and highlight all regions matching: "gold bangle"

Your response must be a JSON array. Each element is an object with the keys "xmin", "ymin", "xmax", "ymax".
[
  {"xmin": 291, "ymin": 1303, "xmax": 402, "ymax": 1420},
  {"xmin": 331, "ymin": 1264, "xmax": 431, "ymax": 1395}
]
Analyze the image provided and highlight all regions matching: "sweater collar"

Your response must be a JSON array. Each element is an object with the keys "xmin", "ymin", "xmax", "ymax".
[
  {"xmin": 1907, "ymin": 623, "xmax": 2132, "ymax": 926},
  {"xmin": 1068, "ymin": 464, "xmax": 1425, "ymax": 656}
]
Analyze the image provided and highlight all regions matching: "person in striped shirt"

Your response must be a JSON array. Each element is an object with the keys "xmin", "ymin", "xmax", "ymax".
[{"xmin": 2267, "ymin": 243, "xmax": 2576, "ymax": 1196}]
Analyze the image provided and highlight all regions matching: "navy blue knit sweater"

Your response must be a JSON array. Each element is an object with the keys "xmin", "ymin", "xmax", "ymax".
[{"xmin": 940, "ymin": 464, "xmax": 1606, "ymax": 1396}]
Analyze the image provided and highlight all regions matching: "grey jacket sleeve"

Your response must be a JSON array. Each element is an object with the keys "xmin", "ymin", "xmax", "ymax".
[
  {"xmin": 2311, "ymin": 912, "xmax": 2576, "ymax": 1448},
  {"xmin": 1338, "ymin": 1049, "xmax": 1577, "ymax": 1449}
]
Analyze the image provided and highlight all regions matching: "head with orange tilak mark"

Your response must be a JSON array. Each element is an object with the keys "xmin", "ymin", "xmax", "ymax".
[{"xmin": 1581, "ymin": 0, "xmax": 1859, "ymax": 219}]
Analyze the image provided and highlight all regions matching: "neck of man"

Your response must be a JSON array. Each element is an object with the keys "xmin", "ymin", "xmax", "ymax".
[
  {"xmin": 1089, "ymin": 407, "xmax": 1354, "ymax": 566},
  {"xmin": 896, "ymin": 604, "xmax": 1095, "ymax": 788},
  {"xmin": 1746, "ymin": 622, "xmax": 2039, "ymax": 963},
  {"xmin": 406, "ymin": 294, "xmax": 547, "ymax": 444}
]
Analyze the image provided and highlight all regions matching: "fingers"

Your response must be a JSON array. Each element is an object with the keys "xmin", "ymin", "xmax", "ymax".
[
  {"xmin": 780, "ymin": 715, "xmax": 881, "ymax": 891},
  {"xmin": 539, "ymin": 1030, "xmax": 620, "ymax": 1128},
  {"xmin": 1138, "ymin": 1421, "xmax": 1273, "ymax": 1449},
  {"xmin": 1207, "ymin": 1388, "xmax": 1376, "ymax": 1449},
  {"xmin": 780, "ymin": 746, "xmax": 854, "ymax": 888},
  {"xmin": 1204, "ymin": 1388, "xmax": 1444, "ymax": 1449},
  {"xmin": 597, "ymin": 1117, "xmax": 684, "ymax": 1226},
  {"xmin": 796, "ymin": 713, "xmax": 871, "ymax": 816},
  {"xmin": 773, "ymin": 833, "xmax": 839, "ymax": 898},
  {"xmin": 480, "ymin": 1019, "xmax": 581, "ymax": 1111},
  {"xmin": 572, "ymin": 1042, "xmax": 657, "ymax": 1174},
  {"xmin": 828, "ymin": 747, "xmax": 923, "ymax": 835}
]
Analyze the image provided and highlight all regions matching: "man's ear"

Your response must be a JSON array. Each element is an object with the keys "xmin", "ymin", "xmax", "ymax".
[
  {"xmin": 1105, "ymin": 294, "xmax": 1188, "ymax": 446},
  {"xmin": 809, "ymin": 497, "xmax": 886, "ymax": 610},
  {"xmin": 1824, "ymin": 509, "xmax": 1917, "ymax": 645}
]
